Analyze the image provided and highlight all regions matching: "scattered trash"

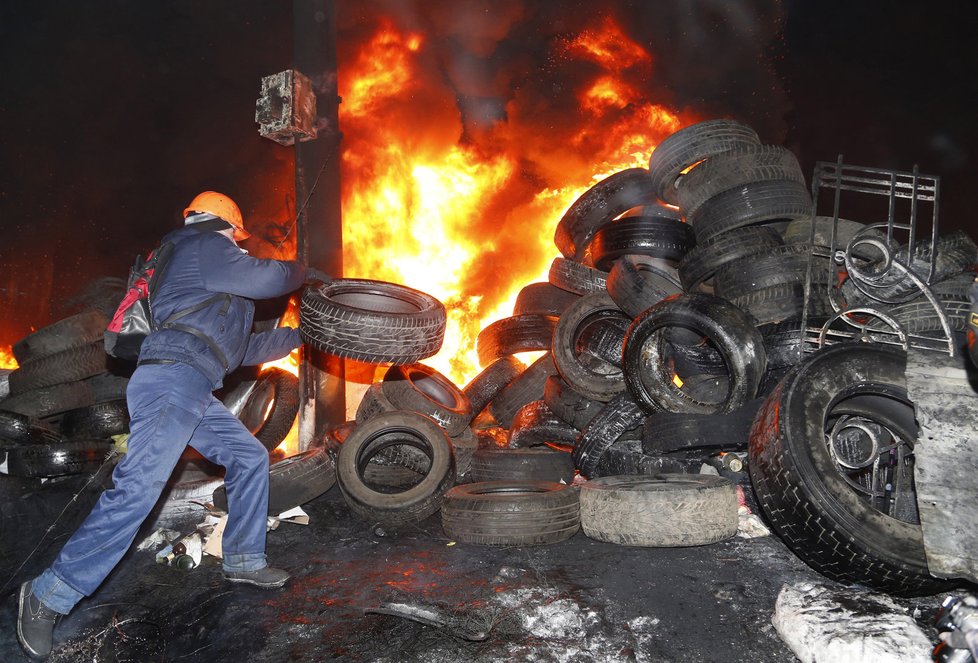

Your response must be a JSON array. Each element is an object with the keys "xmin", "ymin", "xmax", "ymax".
[
  {"xmin": 135, "ymin": 527, "xmax": 180, "ymax": 552},
  {"xmin": 772, "ymin": 581, "xmax": 932, "ymax": 663},
  {"xmin": 935, "ymin": 593, "xmax": 978, "ymax": 662}
]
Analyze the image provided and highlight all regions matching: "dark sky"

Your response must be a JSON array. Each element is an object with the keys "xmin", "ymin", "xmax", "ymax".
[{"xmin": 1, "ymin": 0, "xmax": 976, "ymax": 346}]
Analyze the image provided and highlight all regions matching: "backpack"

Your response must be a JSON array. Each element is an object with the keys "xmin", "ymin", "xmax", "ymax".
[{"xmin": 105, "ymin": 241, "xmax": 230, "ymax": 365}]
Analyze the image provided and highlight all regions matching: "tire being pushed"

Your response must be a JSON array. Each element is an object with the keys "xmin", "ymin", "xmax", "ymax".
[
  {"xmin": 748, "ymin": 343, "xmax": 944, "ymax": 595},
  {"xmin": 337, "ymin": 410, "xmax": 455, "ymax": 529},
  {"xmin": 441, "ymin": 480, "xmax": 580, "ymax": 546},
  {"xmin": 213, "ymin": 447, "xmax": 336, "ymax": 516},
  {"xmin": 580, "ymin": 475, "xmax": 738, "ymax": 546},
  {"xmin": 300, "ymin": 279, "xmax": 446, "ymax": 364}
]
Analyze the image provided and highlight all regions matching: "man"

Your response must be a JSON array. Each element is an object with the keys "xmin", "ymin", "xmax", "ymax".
[
  {"xmin": 969, "ymin": 275, "xmax": 978, "ymax": 369},
  {"xmin": 18, "ymin": 191, "xmax": 323, "ymax": 659}
]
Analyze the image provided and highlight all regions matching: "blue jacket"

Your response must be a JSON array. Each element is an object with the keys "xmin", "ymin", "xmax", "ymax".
[{"xmin": 138, "ymin": 225, "xmax": 307, "ymax": 388}]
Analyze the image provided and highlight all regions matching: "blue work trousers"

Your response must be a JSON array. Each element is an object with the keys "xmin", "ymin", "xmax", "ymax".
[{"xmin": 32, "ymin": 362, "xmax": 270, "ymax": 614}]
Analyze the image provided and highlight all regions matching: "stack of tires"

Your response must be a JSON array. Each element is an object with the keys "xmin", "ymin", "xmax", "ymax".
[{"xmin": 0, "ymin": 310, "xmax": 128, "ymax": 480}]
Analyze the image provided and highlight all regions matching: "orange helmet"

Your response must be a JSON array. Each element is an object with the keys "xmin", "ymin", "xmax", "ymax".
[{"xmin": 183, "ymin": 191, "xmax": 250, "ymax": 240}]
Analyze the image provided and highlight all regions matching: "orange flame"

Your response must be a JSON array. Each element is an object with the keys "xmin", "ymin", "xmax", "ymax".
[
  {"xmin": 260, "ymin": 301, "xmax": 301, "ymax": 454},
  {"xmin": 339, "ymin": 17, "xmax": 689, "ymax": 385},
  {"xmin": 0, "ymin": 345, "xmax": 17, "ymax": 370}
]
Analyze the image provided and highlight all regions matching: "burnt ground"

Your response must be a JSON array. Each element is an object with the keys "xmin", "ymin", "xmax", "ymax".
[{"xmin": 0, "ymin": 480, "xmax": 951, "ymax": 663}]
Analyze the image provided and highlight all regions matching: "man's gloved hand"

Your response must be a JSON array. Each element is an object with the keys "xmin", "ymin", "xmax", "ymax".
[{"xmin": 304, "ymin": 267, "xmax": 332, "ymax": 286}]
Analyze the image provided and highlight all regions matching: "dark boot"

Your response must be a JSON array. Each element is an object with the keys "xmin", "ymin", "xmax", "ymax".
[
  {"xmin": 223, "ymin": 566, "xmax": 290, "ymax": 588},
  {"xmin": 17, "ymin": 580, "xmax": 58, "ymax": 659}
]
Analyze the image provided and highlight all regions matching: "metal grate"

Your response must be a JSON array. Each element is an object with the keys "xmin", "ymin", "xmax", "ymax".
[{"xmin": 800, "ymin": 156, "xmax": 955, "ymax": 356}]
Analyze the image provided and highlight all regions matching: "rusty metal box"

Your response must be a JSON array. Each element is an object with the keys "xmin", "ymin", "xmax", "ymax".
[{"xmin": 256, "ymin": 69, "xmax": 317, "ymax": 146}]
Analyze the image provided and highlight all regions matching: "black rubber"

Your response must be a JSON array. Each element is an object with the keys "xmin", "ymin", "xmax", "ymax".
[
  {"xmin": 548, "ymin": 257, "xmax": 609, "ymax": 296},
  {"xmin": 687, "ymin": 180, "xmax": 813, "ymax": 244},
  {"xmin": 381, "ymin": 364, "xmax": 473, "ymax": 436},
  {"xmin": 606, "ymin": 255, "xmax": 684, "ymax": 319},
  {"xmin": 60, "ymin": 400, "xmax": 130, "ymax": 440},
  {"xmin": 8, "ymin": 342, "xmax": 109, "ymax": 395},
  {"xmin": 730, "ymin": 283, "xmax": 836, "ymax": 327},
  {"xmin": 238, "ymin": 368, "xmax": 299, "ymax": 451},
  {"xmin": 0, "ymin": 381, "xmax": 97, "ymax": 418},
  {"xmin": 487, "ymin": 354, "xmax": 558, "ymax": 428},
  {"xmin": 648, "ymin": 119, "xmax": 761, "ymax": 205},
  {"xmin": 13, "ymin": 310, "xmax": 109, "ymax": 363},
  {"xmin": 214, "ymin": 448, "xmax": 336, "ymax": 516},
  {"xmin": 300, "ymin": 279, "xmax": 446, "ymax": 364},
  {"xmin": 5, "ymin": 440, "xmax": 114, "ymax": 478},
  {"xmin": 572, "ymin": 391, "xmax": 647, "ymax": 478},
  {"xmin": 593, "ymin": 439, "xmax": 705, "ymax": 477},
  {"xmin": 469, "ymin": 447, "xmax": 576, "ymax": 483},
  {"xmin": 441, "ymin": 480, "xmax": 580, "ymax": 546},
  {"xmin": 552, "ymin": 292, "xmax": 630, "ymax": 402},
  {"xmin": 748, "ymin": 343, "xmax": 946, "ymax": 595},
  {"xmin": 583, "ymin": 216, "xmax": 695, "ymax": 272},
  {"xmin": 678, "ymin": 225, "xmax": 784, "ymax": 291},
  {"xmin": 476, "ymin": 314, "xmax": 558, "ymax": 368},
  {"xmin": 336, "ymin": 410, "xmax": 455, "ymax": 528},
  {"xmin": 714, "ymin": 244, "xmax": 834, "ymax": 302},
  {"xmin": 0, "ymin": 411, "xmax": 61, "ymax": 448},
  {"xmin": 462, "ymin": 356, "xmax": 525, "ymax": 418},
  {"xmin": 623, "ymin": 293, "xmax": 767, "ymax": 414},
  {"xmin": 355, "ymin": 383, "xmax": 396, "ymax": 424},
  {"xmin": 542, "ymin": 374, "xmax": 603, "ymax": 430},
  {"xmin": 507, "ymin": 400, "xmax": 580, "ymax": 448},
  {"xmin": 513, "ymin": 282, "xmax": 581, "ymax": 317},
  {"xmin": 642, "ymin": 398, "xmax": 763, "ymax": 454},
  {"xmin": 554, "ymin": 168, "xmax": 659, "ymax": 260}
]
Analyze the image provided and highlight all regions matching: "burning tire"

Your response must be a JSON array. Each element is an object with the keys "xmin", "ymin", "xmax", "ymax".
[
  {"xmin": 622, "ymin": 293, "xmax": 766, "ymax": 414},
  {"xmin": 475, "ymin": 314, "xmax": 558, "ymax": 368},
  {"xmin": 648, "ymin": 119, "xmax": 761, "ymax": 205},
  {"xmin": 381, "ymin": 364, "xmax": 473, "ymax": 436},
  {"xmin": 213, "ymin": 447, "xmax": 336, "ymax": 516},
  {"xmin": 469, "ymin": 447, "xmax": 575, "ymax": 483},
  {"xmin": 336, "ymin": 410, "xmax": 455, "ymax": 528},
  {"xmin": 237, "ymin": 367, "xmax": 299, "ymax": 451},
  {"xmin": 579, "ymin": 475, "xmax": 739, "ymax": 546},
  {"xmin": 486, "ymin": 354, "xmax": 558, "ymax": 428},
  {"xmin": 686, "ymin": 179, "xmax": 812, "ymax": 244},
  {"xmin": 606, "ymin": 255, "xmax": 684, "ymax": 319},
  {"xmin": 441, "ymin": 481, "xmax": 580, "ymax": 546},
  {"xmin": 548, "ymin": 257, "xmax": 608, "ymax": 296},
  {"xmin": 748, "ymin": 343, "xmax": 944, "ymax": 595},
  {"xmin": 12, "ymin": 310, "xmax": 108, "ymax": 364},
  {"xmin": 507, "ymin": 400, "xmax": 579, "ymax": 449},
  {"xmin": 554, "ymin": 168, "xmax": 660, "ymax": 260},
  {"xmin": 462, "ymin": 356, "xmax": 525, "ymax": 418},
  {"xmin": 513, "ymin": 282, "xmax": 581, "ymax": 317},
  {"xmin": 299, "ymin": 279, "xmax": 446, "ymax": 364},
  {"xmin": 552, "ymin": 292, "xmax": 630, "ymax": 401}
]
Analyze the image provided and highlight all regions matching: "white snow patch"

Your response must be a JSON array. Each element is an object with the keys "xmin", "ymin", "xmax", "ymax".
[{"xmin": 772, "ymin": 581, "xmax": 932, "ymax": 663}]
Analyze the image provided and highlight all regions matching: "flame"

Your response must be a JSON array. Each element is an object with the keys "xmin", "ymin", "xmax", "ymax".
[
  {"xmin": 0, "ymin": 345, "xmax": 17, "ymax": 370},
  {"xmin": 260, "ymin": 300, "xmax": 301, "ymax": 455},
  {"xmin": 338, "ymin": 17, "xmax": 689, "ymax": 386}
]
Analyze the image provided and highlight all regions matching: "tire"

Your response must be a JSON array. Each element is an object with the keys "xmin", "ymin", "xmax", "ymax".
[
  {"xmin": 748, "ymin": 343, "xmax": 943, "ymax": 595},
  {"xmin": 0, "ymin": 381, "xmax": 97, "ymax": 418},
  {"xmin": 336, "ymin": 411, "xmax": 455, "ymax": 528},
  {"xmin": 714, "ymin": 244, "xmax": 834, "ymax": 302},
  {"xmin": 730, "ymin": 283, "xmax": 836, "ymax": 327},
  {"xmin": 508, "ymin": 400, "xmax": 579, "ymax": 448},
  {"xmin": 554, "ymin": 168, "xmax": 660, "ymax": 260},
  {"xmin": 551, "ymin": 292, "xmax": 630, "ymax": 403},
  {"xmin": 451, "ymin": 427, "xmax": 479, "ymax": 479},
  {"xmin": 606, "ymin": 255, "xmax": 684, "ymax": 319},
  {"xmin": 548, "ymin": 257, "xmax": 609, "ymax": 296},
  {"xmin": 8, "ymin": 342, "xmax": 109, "ymax": 395},
  {"xmin": 675, "ymin": 144, "xmax": 805, "ymax": 218},
  {"xmin": 469, "ymin": 446, "xmax": 576, "ymax": 483},
  {"xmin": 678, "ymin": 225, "xmax": 785, "ymax": 291},
  {"xmin": 623, "ymin": 294, "xmax": 767, "ymax": 414},
  {"xmin": 60, "ymin": 400, "xmax": 130, "ymax": 440},
  {"xmin": 593, "ymin": 439, "xmax": 705, "ymax": 477},
  {"xmin": 13, "ymin": 310, "xmax": 109, "ymax": 363},
  {"xmin": 487, "ymin": 354, "xmax": 558, "ymax": 428},
  {"xmin": 758, "ymin": 317, "xmax": 808, "ymax": 370},
  {"xmin": 476, "ymin": 314, "xmax": 558, "ymax": 368},
  {"xmin": 300, "ymin": 279, "xmax": 446, "ymax": 364},
  {"xmin": 543, "ymin": 374, "xmax": 603, "ymax": 430},
  {"xmin": 87, "ymin": 373, "xmax": 130, "ymax": 404},
  {"xmin": 572, "ymin": 391, "xmax": 647, "ymax": 478},
  {"xmin": 5, "ymin": 440, "xmax": 114, "ymax": 478},
  {"xmin": 513, "ymin": 282, "xmax": 581, "ymax": 317},
  {"xmin": 642, "ymin": 398, "xmax": 763, "ymax": 454},
  {"xmin": 583, "ymin": 216, "xmax": 696, "ymax": 272},
  {"xmin": 580, "ymin": 475, "xmax": 738, "ymax": 546},
  {"xmin": 381, "ymin": 364, "xmax": 472, "ymax": 436},
  {"xmin": 213, "ymin": 448, "xmax": 336, "ymax": 516},
  {"xmin": 355, "ymin": 383, "xmax": 396, "ymax": 423},
  {"xmin": 237, "ymin": 368, "xmax": 299, "ymax": 451},
  {"xmin": 648, "ymin": 119, "xmax": 761, "ymax": 204},
  {"xmin": 687, "ymin": 180, "xmax": 813, "ymax": 244},
  {"xmin": 441, "ymin": 480, "xmax": 580, "ymax": 546},
  {"xmin": 0, "ymin": 411, "xmax": 61, "ymax": 448},
  {"xmin": 462, "ymin": 356, "xmax": 525, "ymax": 417},
  {"xmin": 781, "ymin": 216, "xmax": 890, "ymax": 261}
]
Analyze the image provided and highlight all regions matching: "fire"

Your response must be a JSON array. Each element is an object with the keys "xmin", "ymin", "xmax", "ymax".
[
  {"xmin": 260, "ymin": 299, "xmax": 301, "ymax": 454},
  {"xmin": 338, "ymin": 16, "xmax": 690, "ymax": 386},
  {"xmin": 0, "ymin": 345, "xmax": 17, "ymax": 370}
]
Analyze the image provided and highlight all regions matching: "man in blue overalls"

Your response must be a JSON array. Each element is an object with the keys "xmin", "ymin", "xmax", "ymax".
[{"xmin": 18, "ymin": 191, "xmax": 323, "ymax": 659}]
